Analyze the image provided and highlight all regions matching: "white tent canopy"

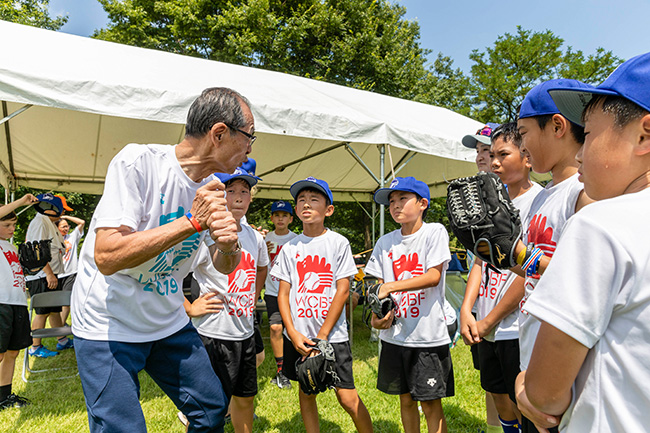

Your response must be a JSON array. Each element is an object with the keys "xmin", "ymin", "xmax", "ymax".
[{"xmin": 0, "ymin": 20, "xmax": 481, "ymax": 203}]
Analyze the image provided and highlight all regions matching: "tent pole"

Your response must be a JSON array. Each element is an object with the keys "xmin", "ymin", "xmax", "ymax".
[
  {"xmin": 371, "ymin": 201, "xmax": 376, "ymax": 246},
  {"xmin": 379, "ymin": 144, "xmax": 385, "ymax": 237}
]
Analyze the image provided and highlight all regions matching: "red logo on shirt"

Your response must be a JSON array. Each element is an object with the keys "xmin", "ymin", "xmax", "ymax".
[
  {"xmin": 393, "ymin": 253, "xmax": 424, "ymax": 280},
  {"xmin": 297, "ymin": 255, "xmax": 333, "ymax": 294},
  {"xmin": 227, "ymin": 251, "xmax": 256, "ymax": 293},
  {"xmin": 527, "ymin": 214, "xmax": 556, "ymax": 256},
  {"xmin": 2, "ymin": 247, "xmax": 25, "ymax": 291}
]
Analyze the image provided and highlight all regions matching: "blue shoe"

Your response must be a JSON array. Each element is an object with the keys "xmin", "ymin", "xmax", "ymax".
[
  {"xmin": 56, "ymin": 339, "xmax": 74, "ymax": 350},
  {"xmin": 28, "ymin": 346, "xmax": 58, "ymax": 358}
]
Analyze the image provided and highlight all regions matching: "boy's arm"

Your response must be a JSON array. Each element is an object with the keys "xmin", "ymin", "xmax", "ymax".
[
  {"xmin": 43, "ymin": 263, "xmax": 58, "ymax": 289},
  {"xmin": 255, "ymin": 266, "xmax": 267, "ymax": 300},
  {"xmin": 475, "ymin": 274, "xmax": 525, "ymax": 338},
  {"xmin": 316, "ymin": 277, "xmax": 350, "ymax": 341},
  {"xmin": 278, "ymin": 280, "xmax": 313, "ymax": 356},
  {"xmin": 0, "ymin": 194, "xmax": 37, "ymax": 219},
  {"xmin": 62, "ymin": 215, "xmax": 85, "ymax": 230},
  {"xmin": 183, "ymin": 292, "xmax": 224, "ymax": 318},
  {"xmin": 459, "ymin": 260, "xmax": 483, "ymax": 345},
  {"xmin": 378, "ymin": 263, "xmax": 444, "ymax": 298}
]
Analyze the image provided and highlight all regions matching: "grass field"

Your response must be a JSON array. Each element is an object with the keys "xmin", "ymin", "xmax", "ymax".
[{"xmin": 1, "ymin": 308, "xmax": 486, "ymax": 432}]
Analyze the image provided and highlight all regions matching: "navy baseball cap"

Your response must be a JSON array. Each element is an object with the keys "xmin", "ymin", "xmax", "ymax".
[
  {"xmin": 240, "ymin": 158, "xmax": 257, "ymax": 176},
  {"xmin": 271, "ymin": 200, "xmax": 293, "ymax": 215},
  {"xmin": 462, "ymin": 122, "xmax": 501, "ymax": 148},
  {"xmin": 549, "ymin": 52, "xmax": 650, "ymax": 126},
  {"xmin": 214, "ymin": 166, "xmax": 261, "ymax": 187},
  {"xmin": 519, "ymin": 79, "xmax": 594, "ymax": 122},
  {"xmin": 373, "ymin": 177, "xmax": 430, "ymax": 208},
  {"xmin": 290, "ymin": 177, "xmax": 334, "ymax": 204},
  {"xmin": 34, "ymin": 193, "xmax": 63, "ymax": 216}
]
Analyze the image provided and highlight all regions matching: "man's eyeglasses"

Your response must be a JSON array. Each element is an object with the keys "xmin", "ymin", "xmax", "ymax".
[
  {"xmin": 226, "ymin": 124, "xmax": 257, "ymax": 146},
  {"xmin": 476, "ymin": 125, "xmax": 493, "ymax": 137}
]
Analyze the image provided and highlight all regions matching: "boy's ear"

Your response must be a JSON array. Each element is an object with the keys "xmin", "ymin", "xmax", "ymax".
[
  {"xmin": 551, "ymin": 114, "xmax": 570, "ymax": 138},
  {"xmin": 419, "ymin": 198, "xmax": 429, "ymax": 210},
  {"xmin": 325, "ymin": 204, "xmax": 335, "ymax": 217},
  {"xmin": 634, "ymin": 113, "xmax": 650, "ymax": 156}
]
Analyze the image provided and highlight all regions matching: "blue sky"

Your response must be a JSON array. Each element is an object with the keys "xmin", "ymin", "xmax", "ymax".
[{"xmin": 48, "ymin": 0, "xmax": 649, "ymax": 73}]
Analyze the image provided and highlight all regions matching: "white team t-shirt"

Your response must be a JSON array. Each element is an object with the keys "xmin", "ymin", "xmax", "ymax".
[
  {"xmin": 476, "ymin": 182, "xmax": 543, "ymax": 341},
  {"xmin": 519, "ymin": 173, "xmax": 583, "ymax": 369},
  {"xmin": 264, "ymin": 230, "xmax": 298, "ymax": 297},
  {"xmin": 71, "ymin": 144, "xmax": 213, "ymax": 342},
  {"xmin": 0, "ymin": 239, "xmax": 27, "ymax": 306},
  {"xmin": 192, "ymin": 224, "xmax": 269, "ymax": 340},
  {"xmin": 523, "ymin": 188, "xmax": 650, "ymax": 433},
  {"xmin": 60, "ymin": 226, "xmax": 84, "ymax": 277},
  {"xmin": 270, "ymin": 229, "xmax": 357, "ymax": 344},
  {"xmin": 25, "ymin": 213, "xmax": 65, "ymax": 281},
  {"xmin": 365, "ymin": 223, "xmax": 451, "ymax": 348}
]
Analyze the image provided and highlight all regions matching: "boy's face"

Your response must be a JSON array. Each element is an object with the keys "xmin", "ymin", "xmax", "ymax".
[
  {"xmin": 0, "ymin": 218, "xmax": 17, "ymax": 240},
  {"xmin": 57, "ymin": 220, "xmax": 70, "ymax": 236},
  {"xmin": 490, "ymin": 137, "xmax": 530, "ymax": 186},
  {"xmin": 225, "ymin": 179, "xmax": 251, "ymax": 221},
  {"xmin": 475, "ymin": 143, "xmax": 492, "ymax": 172},
  {"xmin": 518, "ymin": 117, "xmax": 555, "ymax": 173},
  {"xmin": 271, "ymin": 211, "xmax": 293, "ymax": 230},
  {"xmin": 295, "ymin": 190, "xmax": 333, "ymax": 224},
  {"xmin": 388, "ymin": 191, "xmax": 427, "ymax": 224}
]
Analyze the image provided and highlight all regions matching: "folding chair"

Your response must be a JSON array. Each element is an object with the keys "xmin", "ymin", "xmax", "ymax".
[{"xmin": 22, "ymin": 290, "xmax": 78, "ymax": 382}]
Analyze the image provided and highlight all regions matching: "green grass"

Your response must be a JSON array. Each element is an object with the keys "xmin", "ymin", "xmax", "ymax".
[{"xmin": 1, "ymin": 308, "xmax": 486, "ymax": 432}]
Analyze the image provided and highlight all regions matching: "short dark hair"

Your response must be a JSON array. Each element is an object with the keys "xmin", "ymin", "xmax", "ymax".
[
  {"xmin": 296, "ymin": 187, "xmax": 331, "ymax": 206},
  {"xmin": 491, "ymin": 122, "xmax": 522, "ymax": 148},
  {"xmin": 0, "ymin": 211, "xmax": 17, "ymax": 221},
  {"xmin": 583, "ymin": 95, "xmax": 650, "ymax": 128},
  {"xmin": 185, "ymin": 87, "xmax": 251, "ymax": 138},
  {"xmin": 225, "ymin": 178, "xmax": 251, "ymax": 191},
  {"xmin": 534, "ymin": 114, "xmax": 586, "ymax": 144}
]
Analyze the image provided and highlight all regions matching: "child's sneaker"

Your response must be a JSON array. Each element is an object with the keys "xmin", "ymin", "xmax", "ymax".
[
  {"xmin": 56, "ymin": 339, "xmax": 74, "ymax": 350},
  {"xmin": 0, "ymin": 394, "xmax": 30, "ymax": 410},
  {"xmin": 28, "ymin": 346, "xmax": 58, "ymax": 358},
  {"xmin": 177, "ymin": 411, "xmax": 188, "ymax": 427},
  {"xmin": 276, "ymin": 371, "xmax": 292, "ymax": 389}
]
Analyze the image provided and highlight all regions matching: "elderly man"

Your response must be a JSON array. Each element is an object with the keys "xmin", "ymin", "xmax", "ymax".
[{"xmin": 71, "ymin": 87, "xmax": 256, "ymax": 433}]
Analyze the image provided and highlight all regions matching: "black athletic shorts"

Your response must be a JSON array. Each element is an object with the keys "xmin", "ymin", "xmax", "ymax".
[
  {"xmin": 377, "ymin": 340, "xmax": 455, "ymax": 401},
  {"xmin": 254, "ymin": 325, "xmax": 264, "ymax": 354},
  {"xmin": 199, "ymin": 334, "xmax": 258, "ymax": 399},
  {"xmin": 264, "ymin": 294, "xmax": 283, "ymax": 326},
  {"xmin": 282, "ymin": 335, "xmax": 355, "ymax": 389},
  {"xmin": 521, "ymin": 416, "xmax": 559, "ymax": 433},
  {"xmin": 0, "ymin": 304, "xmax": 32, "ymax": 352},
  {"xmin": 478, "ymin": 338, "xmax": 520, "ymax": 402},
  {"xmin": 27, "ymin": 277, "xmax": 62, "ymax": 314}
]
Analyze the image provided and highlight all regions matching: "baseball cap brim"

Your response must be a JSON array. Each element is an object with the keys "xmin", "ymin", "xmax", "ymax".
[
  {"xmin": 548, "ymin": 88, "xmax": 619, "ymax": 126},
  {"xmin": 373, "ymin": 187, "xmax": 430, "ymax": 208},
  {"xmin": 461, "ymin": 134, "xmax": 491, "ymax": 149},
  {"xmin": 214, "ymin": 172, "xmax": 261, "ymax": 187},
  {"xmin": 290, "ymin": 180, "xmax": 333, "ymax": 204}
]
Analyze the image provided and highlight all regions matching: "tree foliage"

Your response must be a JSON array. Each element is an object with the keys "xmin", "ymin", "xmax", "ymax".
[
  {"xmin": 469, "ymin": 26, "xmax": 622, "ymax": 123},
  {"xmin": 0, "ymin": 0, "xmax": 67, "ymax": 30}
]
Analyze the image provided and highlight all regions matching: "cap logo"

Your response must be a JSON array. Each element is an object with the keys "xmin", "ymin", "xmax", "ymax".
[
  {"xmin": 277, "ymin": 202, "xmax": 285, "ymax": 208},
  {"xmin": 306, "ymin": 176, "xmax": 317, "ymax": 183},
  {"xmin": 42, "ymin": 193, "xmax": 54, "ymax": 200},
  {"xmin": 389, "ymin": 179, "xmax": 399, "ymax": 188},
  {"xmin": 234, "ymin": 167, "xmax": 246, "ymax": 175}
]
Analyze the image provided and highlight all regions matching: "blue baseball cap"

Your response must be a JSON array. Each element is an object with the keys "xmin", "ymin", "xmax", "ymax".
[
  {"xmin": 519, "ymin": 79, "xmax": 594, "ymax": 122},
  {"xmin": 549, "ymin": 52, "xmax": 650, "ymax": 126},
  {"xmin": 290, "ymin": 177, "xmax": 334, "ymax": 204},
  {"xmin": 271, "ymin": 200, "xmax": 293, "ymax": 215},
  {"xmin": 240, "ymin": 158, "xmax": 257, "ymax": 176},
  {"xmin": 373, "ymin": 177, "xmax": 430, "ymax": 208},
  {"xmin": 34, "ymin": 193, "xmax": 63, "ymax": 216},
  {"xmin": 462, "ymin": 122, "xmax": 501, "ymax": 148},
  {"xmin": 214, "ymin": 166, "xmax": 261, "ymax": 187}
]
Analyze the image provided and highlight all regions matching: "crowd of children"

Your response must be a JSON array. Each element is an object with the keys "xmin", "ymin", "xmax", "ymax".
[{"xmin": 1, "ymin": 52, "xmax": 649, "ymax": 433}]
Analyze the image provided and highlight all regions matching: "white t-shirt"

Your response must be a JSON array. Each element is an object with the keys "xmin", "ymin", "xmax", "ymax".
[
  {"xmin": 523, "ymin": 188, "xmax": 650, "ymax": 433},
  {"xmin": 192, "ymin": 224, "xmax": 269, "ymax": 340},
  {"xmin": 476, "ymin": 182, "xmax": 543, "ymax": 341},
  {"xmin": 264, "ymin": 230, "xmax": 298, "ymax": 297},
  {"xmin": 270, "ymin": 229, "xmax": 357, "ymax": 344},
  {"xmin": 0, "ymin": 239, "xmax": 27, "ymax": 306},
  {"xmin": 60, "ymin": 225, "xmax": 84, "ymax": 277},
  {"xmin": 519, "ymin": 173, "xmax": 583, "ymax": 369},
  {"xmin": 71, "ymin": 144, "xmax": 213, "ymax": 342},
  {"xmin": 365, "ymin": 223, "xmax": 451, "ymax": 348},
  {"xmin": 25, "ymin": 213, "xmax": 65, "ymax": 281}
]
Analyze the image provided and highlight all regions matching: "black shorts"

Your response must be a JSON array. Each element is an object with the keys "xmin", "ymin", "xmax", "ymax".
[
  {"xmin": 264, "ymin": 294, "xmax": 283, "ymax": 326},
  {"xmin": 60, "ymin": 274, "xmax": 77, "ymax": 292},
  {"xmin": 377, "ymin": 340, "xmax": 455, "ymax": 401},
  {"xmin": 27, "ymin": 277, "xmax": 62, "ymax": 314},
  {"xmin": 521, "ymin": 416, "xmax": 559, "ymax": 433},
  {"xmin": 470, "ymin": 313, "xmax": 481, "ymax": 370},
  {"xmin": 254, "ymin": 325, "xmax": 264, "ymax": 354},
  {"xmin": 199, "ymin": 334, "xmax": 258, "ymax": 399},
  {"xmin": 478, "ymin": 338, "xmax": 520, "ymax": 402},
  {"xmin": 0, "ymin": 304, "xmax": 32, "ymax": 352},
  {"xmin": 282, "ymin": 335, "xmax": 355, "ymax": 389}
]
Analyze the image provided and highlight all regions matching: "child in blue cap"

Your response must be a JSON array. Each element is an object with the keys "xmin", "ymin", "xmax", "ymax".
[
  {"xmin": 518, "ymin": 52, "xmax": 650, "ymax": 433},
  {"xmin": 364, "ymin": 176, "xmax": 453, "ymax": 433}
]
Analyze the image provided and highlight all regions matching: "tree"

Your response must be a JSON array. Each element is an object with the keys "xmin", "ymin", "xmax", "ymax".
[
  {"xmin": 469, "ymin": 26, "xmax": 622, "ymax": 123},
  {"xmin": 414, "ymin": 53, "xmax": 472, "ymax": 117},
  {"xmin": 0, "ymin": 0, "xmax": 67, "ymax": 30}
]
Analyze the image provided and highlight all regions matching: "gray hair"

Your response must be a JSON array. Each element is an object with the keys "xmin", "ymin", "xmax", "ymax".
[{"xmin": 185, "ymin": 87, "xmax": 251, "ymax": 138}]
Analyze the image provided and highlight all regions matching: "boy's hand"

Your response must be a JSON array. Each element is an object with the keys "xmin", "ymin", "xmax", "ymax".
[
  {"xmin": 370, "ymin": 310, "xmax": 394, "ymax": 329},
  {"xmin": 188, "ymin": 292, "xmax": 225, "ymax": 317},
  {"xmin": 459, "ymin": 309, "xmax": 481, "ymax": 345},
  {"xmin": 515, "ymin": 371, "xmax": 561, "ymax": 432},
  {"xmin": 46, "ymin": 273, "xmax": 58, "ymax": 289},
  {"xmin": 290, "ymin": 331, "xmax": 315, "ymax": 357},
  {"xmin": 20, "ymin": 194, "xmax": 38, "ymax": 206}
]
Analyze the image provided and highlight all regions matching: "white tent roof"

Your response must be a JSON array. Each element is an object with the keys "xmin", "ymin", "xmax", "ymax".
[{"xmin": 0, "ymin": 20, "xmax": 481, "ymax": 201}]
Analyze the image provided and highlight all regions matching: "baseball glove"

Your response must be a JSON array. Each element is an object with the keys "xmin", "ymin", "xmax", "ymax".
[
  {"xmin": 18, "ymin": 240, "xmax": 52, "ymax": 276},
  {"xmin": 446, "ymin": 172, "xmax": 521, "ymax": 269},
  {"xmin": 295, "ymin": 339, "xmax": 339, "ymax": 395},
  {"xmin": 366, "ymin": 283, "xmax": 397, "ymax": 322}
]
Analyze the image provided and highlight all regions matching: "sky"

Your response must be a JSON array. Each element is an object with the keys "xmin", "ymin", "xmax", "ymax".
[{"xmin": 48, "ymin": 0, "xmax": 650, "ymax": 73}]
